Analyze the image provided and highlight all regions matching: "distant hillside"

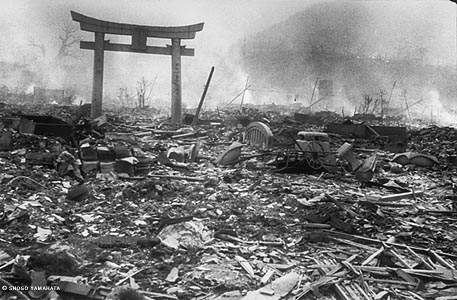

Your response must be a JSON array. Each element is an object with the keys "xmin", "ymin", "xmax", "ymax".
[{"xmin": 241, "ymin": 1, "xmax": 457, "ymax": 115}]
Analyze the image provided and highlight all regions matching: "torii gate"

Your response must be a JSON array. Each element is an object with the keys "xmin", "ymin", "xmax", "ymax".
[{"xmin": 71, "ymin": 11, "xmax": 204, "ymax": 122}]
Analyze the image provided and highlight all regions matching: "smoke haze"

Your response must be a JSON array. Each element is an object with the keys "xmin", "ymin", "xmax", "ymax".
[{"xmin": 0, "ymin": 0, "xmax": 455, "ymax": 114}]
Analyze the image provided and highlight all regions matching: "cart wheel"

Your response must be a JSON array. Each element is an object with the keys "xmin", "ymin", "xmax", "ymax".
[{"xmin": 302, "ymin": 141, "xmax": 325, "ymax": 171}]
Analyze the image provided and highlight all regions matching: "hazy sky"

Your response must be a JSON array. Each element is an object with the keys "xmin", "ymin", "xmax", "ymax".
[
  {"xmin": 0, "ymin": 0, "xmax": 321, "ymax": 59},
  {"xmin": 0, "ymin": 0, "xmax": 455, "ymax": 106},
  {"xmin": 2, "ymin": 0, "xmax": 453, "ymax": 59}
]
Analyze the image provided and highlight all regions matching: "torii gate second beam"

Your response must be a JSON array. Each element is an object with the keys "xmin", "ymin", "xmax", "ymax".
[{"xmin": 71, "ymin": 11, "xmax": 204, "ymax": 122}]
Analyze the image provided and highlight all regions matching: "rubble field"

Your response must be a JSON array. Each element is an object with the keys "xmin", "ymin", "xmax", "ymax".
[{"xmin": 1, "ymin": 104, "xmax": 457, "ymax": 300}]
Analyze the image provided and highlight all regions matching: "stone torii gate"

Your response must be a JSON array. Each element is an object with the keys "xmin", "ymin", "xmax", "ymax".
[{"xmin": 71, "ymin": 11, "xmax": 204, "ymax": 122}]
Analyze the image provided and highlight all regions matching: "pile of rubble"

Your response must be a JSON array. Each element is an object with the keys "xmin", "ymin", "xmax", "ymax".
[{"xmin": 0, "ymin": 104, "xmax": 456, "ymax": 300}]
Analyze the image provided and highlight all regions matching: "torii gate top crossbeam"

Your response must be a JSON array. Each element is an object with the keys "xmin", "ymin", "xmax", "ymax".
[{"xmin": 71, "ymin": 11, "xmax": 204, "ymax": 39}]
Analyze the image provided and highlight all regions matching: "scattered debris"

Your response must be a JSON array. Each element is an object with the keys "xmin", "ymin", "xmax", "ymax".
[
  {"xmin": 392, "ymin": 151, "xmax": 439, "ymax": 167},
  {"xmin": 1, "ymin": 105, "xmax": 457, "ymax": 299}
]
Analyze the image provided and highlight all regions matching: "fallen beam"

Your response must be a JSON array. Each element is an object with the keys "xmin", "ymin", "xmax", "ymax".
[{"xmin": 376, "ymin": 191, "xmax": 424, "ymax": 202}]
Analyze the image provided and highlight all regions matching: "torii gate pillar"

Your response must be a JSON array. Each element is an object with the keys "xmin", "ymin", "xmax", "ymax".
[
  {"xmin": 92, "ymin": 32, "xmax": 105, "ymax": 119},
  {"xmin": 171, "ymin": 38, "xmax": 182, "ymax": 122},
  {"xmin": 71, "ymin": 11, "xmax": 204, "ymax": 123}
]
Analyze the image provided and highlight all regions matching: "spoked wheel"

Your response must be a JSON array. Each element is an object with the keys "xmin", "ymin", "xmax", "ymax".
[{"xmin": 301, "ymin": 141, "xmax": 326, "ymax": 171}]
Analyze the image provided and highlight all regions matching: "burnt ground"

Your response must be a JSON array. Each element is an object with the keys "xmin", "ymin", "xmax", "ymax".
[{"xmin": 1, "ymin": 104, "xmax": 457, "ymax": 300}]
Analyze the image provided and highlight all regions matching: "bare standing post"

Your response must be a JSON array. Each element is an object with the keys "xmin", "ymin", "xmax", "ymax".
[
  {"xmin": 91, "ymin": 32, "xmax": 104, "ymax": 119},
  {"xmin": 403, "ymin": 90, "xmax": 411, "ymax": 122},
  {"xmin": 386, "ymin": 80, "xmax": 396, "ymax": 109},
  {"xmin": 171, "ymin": 38, "xmax": 182, "ymax": 123},
  {"xmin": 240, "ymin": 76, "xmax": 249, "ymax": 111},
  {"xmin": 309, "ymin": 77, "xmax": 319, "ymax": 106}
]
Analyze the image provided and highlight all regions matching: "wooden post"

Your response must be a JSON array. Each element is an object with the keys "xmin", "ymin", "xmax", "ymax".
[
  {"xmin": 91, "ymin": 32, "xmax": 105, "ymax": 119},
  {"xmin": 171, "ymin": 38, "xmax": 182, "ymax": 123},
  {"xmin": 239, "ymin": 76, "xmax": 249, "ymax": 111},
  {"xmin": 192, "ymin": 66, "xmax": 215, "ymax": 126},
  {"xmin": 403, "ymin": 91, "xmax": 411, "ymax": 122},
  {"xmin": 386, "ymin": 80, "xmax": 396, "ymax": 109},
  {"xmin": 309, "ymin": 77, "xmax": 319, "ymax": 106}
]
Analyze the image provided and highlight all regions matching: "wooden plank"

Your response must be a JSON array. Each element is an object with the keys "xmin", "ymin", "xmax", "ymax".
[
  {"xmin": 341, "ymin": 261, "xmax": 361, "ymax": 276},
  {"xmin": 407, "ymin": 291, "xmax": 426, "ymax": 300},
  {"xmin": 361, "ymin": 236, "xmax": 395, "ymax": 267},
  {"xmin": 80, "ymin": 41, "xmax": 195, "ymax": 56},
  {"xmin": 241, "ymin": 272, "xmax": 300, "ymax": 300},
  {"xmin": 331, "ymin": 237, "xmax": 379, "ymax": 252},
  {"xmin": 71, "ymin": 11, "xmax": 204, "ymax": 39},
  {"xmin": 323, "ymin": 230, "xmax": 457, "ymax": 259},
  {"xmin": 364, "ymin": 124, "xmax": 381, "ymax": 136},
  {"xmin": 301, "ymin": 223, "xmax": 332, "ymax": 229},
  {"xmin": 148, "ymin": 174, "xmax": 205, "ymax": 181},
  {"xmin": 378, "ymin": 191, "xmax": 423, "ymax": 202},
  {"xmin": 333, "ymin": 284, "xmax": 351, "ymax": 300},
  {"xmin": 298, "ymin": 255, "xmax": 357, "ymax": 297},
  {"xmin": 362, "ymin": 247, "xmax": 384, "ymax": 266},
  {"xmin": 320, "ymin": 258, "xmax": 352, "ymax": 300},
  {"xmin": 396, "ymin": 269, "xmax": 417, "ymax": 284},
  {"xmin": 260, "ymin": 269, "xmax": 275, "ymax": 285},
  {"xmin": 431, "ymin": 250, "xmax": 456, "ymax": 270},
  {"xmin": 344, "ymin": 285, "xmax": 364, "ymax": 300},
  {"xmin": 359, "ymin": 200, "xmax": 414, "ymax": 207},
  {"xmin": 406, "ymin": 246, "xmax": 434, "ymax": 270},
  {"xmin": 351, "ymin": 283, "xmax": 372, "ymax": 300},
  {"xmin": 386, "ymin": 246, "xmax": 413, "ymax": 269},
  {"xmin": 324, "ymin": 194, "xmax": 358, "ymax": 217},
  {"xmin": 310, "ymin": 264, "xmax": 448, "ymax": 276},
  {"xmin": 323, "ymin": 259, "xmax": 370, "ymax": 300},
  {"xmin": 362, "ymin": 277, "xmax": 417, "ymax": 286}
]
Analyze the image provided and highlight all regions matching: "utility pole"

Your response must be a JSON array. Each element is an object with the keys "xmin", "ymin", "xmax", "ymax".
[
  {"xmin": 240, "ymin": 76, "xmax": 249, "ymax": 111},
  {"xmin": 192, "ymin": 66, "xmax": 215, "ymax": 126},
  {"xmin": 309, "ymin": 77, "xmax": 319, "ymax": 107},
  {"xmin": 403, "ymin": 90, "xmax": 411, "ymax": 122}
]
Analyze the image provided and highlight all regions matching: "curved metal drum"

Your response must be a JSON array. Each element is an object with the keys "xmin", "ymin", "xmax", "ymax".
[{"xmin": 244, "ymin": 122, "xmax": 274, "ymax": 150}]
